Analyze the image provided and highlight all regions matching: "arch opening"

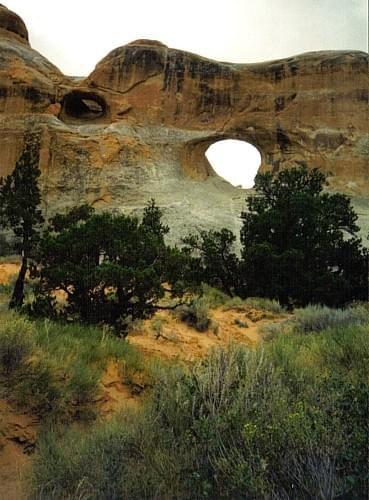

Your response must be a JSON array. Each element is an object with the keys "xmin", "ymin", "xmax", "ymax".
[
  {"xmin": 60, "ymin": 91, "xmax": 108, "ymax": 122},
  {"xmin": 205, "ymin": 139, "xmax": 261, "ymax": 188}
]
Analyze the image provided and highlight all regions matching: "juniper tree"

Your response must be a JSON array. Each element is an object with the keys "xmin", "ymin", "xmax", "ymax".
[
  {"xmin": 240, "ymin": 166, "xmax": 368, "ymax": 307},
  {"xmin": 0, "ymin": 134, "xmax": 44, "ymax": 309},
  {"xmin": 31, "ymin": 200, "xmax": 191, "ymax": 335},
  {"xmin": 182, "ymin": 228, "xmax": 240, "ymax": 297}
]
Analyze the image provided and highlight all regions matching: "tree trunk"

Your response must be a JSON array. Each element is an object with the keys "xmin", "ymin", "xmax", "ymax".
[{"xmin": 9, "ymin": 255, "xmax": 27, "ymax": 310}]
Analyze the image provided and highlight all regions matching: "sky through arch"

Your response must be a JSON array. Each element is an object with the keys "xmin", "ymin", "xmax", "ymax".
[{"xmin": 206, "ymin": 140, "xmax": 262, "ymax": 189}]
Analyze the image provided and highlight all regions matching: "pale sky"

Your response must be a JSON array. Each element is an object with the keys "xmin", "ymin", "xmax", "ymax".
[{"xmin": 3, "ymin": 0, "xmax": 368, "ymax": 187}]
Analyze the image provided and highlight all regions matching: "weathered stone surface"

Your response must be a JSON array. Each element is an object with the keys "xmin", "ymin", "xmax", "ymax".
[
  {"xmin": 0, "ymin": 4, "xmax": 28, "ymax": 44},
  {"xmin": 0, "ymin": 6, "xmax": 368, "ymax": 242}
]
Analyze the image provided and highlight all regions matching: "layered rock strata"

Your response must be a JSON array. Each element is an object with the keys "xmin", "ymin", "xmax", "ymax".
[{"xmin": 0, "ymin": 4, "xmax": 368, "ymax": 241}]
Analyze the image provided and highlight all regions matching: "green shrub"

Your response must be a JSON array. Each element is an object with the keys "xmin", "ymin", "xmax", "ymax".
[
  {"xmin": 0, "ymin": 312, "xmax": 144, "ymax": 422},
  {"xmin": 0, "ymin": 315, "xmax": 34, "ymax": 373},
  {"xmin": 0, "ymin": 283, "xmax": 13, "ymax": 296},
  {"xmin": 243, "ymin": 297, "xmax": 284, "ymax": 314},
  {"xmin": 292, "ymin": 304, "xmax": 369, "ymax": 334},
  {"xmin": 259, "ymin": 319, "xmax": 292, "ymax": 340},
  {"xmin": 176, "ymin": 297, "xmax": 211, "ymax": 331},
  {"xmin": 306, "ymin": 324, "xmax": 369, "ymax": 381},
  {"xmin": 68, "ymin": 362, "xmax": 99, "ymax": 405},
  {"xmin": 32, "ymin": 410, "xmax": 187, "ymax": 500},
  {"xmin": 151, "ymin": 316, "xmax": 166, "ymax": 338},
  {"xmin": 222, "ymin": 295, "xmax": 246, "ymax": 311},
  {"xmin": 223, "ymin": 296, "xmax": 283, "ymax": 314},
  {"xmin": 14, "ymin": 358, "xmax": 64, "ymax": 418},
  {"xmin": 200, "ymin": 284, "xmax": 229, "ymax": 307},
  {"xmin": 0, "ymin": 234, "xmax": 15, "ymax": 257},
  {"xmin": 31, "ymin": 312, "xmax": 369, "ymax": 499}
]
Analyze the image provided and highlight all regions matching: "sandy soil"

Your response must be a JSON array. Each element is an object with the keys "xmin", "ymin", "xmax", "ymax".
[
  {"xmin": 0, "ymin": 361, "xmax": 143, "ymax": 499},
  {"xmin": 128, "ymin": 307, "xmax": 285, "ymax": 362},
  {"xmin": 0, "ymin": 258, "xmax": 288, "ymax": 497},
  {"xmin": 0, "ymin": 262, "xmax": 19, "ymax": 286},
  {"xmin": 0, "ymin": 399, "xmax": 38, "ymax": 500},
  {"xmin": 96, "ymin": 360, "xmax": 141, "ymax": 416}
]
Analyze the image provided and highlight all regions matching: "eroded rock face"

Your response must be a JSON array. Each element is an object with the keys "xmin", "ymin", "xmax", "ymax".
[
  {"xmin": 0, "ymin": 6, "xmax": 368, "ymax": 242},
  {"xmin": 0, "ymin": 4, "xmax": 28, "ymax": 43}
]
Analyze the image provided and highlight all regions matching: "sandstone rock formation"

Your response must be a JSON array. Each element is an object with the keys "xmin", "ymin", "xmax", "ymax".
[{"xmin": 0, "ymin": 4, "xmax": 368, "ymax": 242}]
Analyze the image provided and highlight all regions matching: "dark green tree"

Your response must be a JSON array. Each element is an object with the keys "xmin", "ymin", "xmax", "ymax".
[
  {"xmin": 240, "ymin": 166, "xmax": 368, "ymax": 306},
  {"xmin": 31, "ymin": 201, "xmax": 188, "ymax": 335},
  {"xmin": 49, "ymin": 203, "xmax": 94, "ymax": 232},
  {"xmin": 182, "ymin": 228, "xmax": 240, "ymax": 296},
  {"xmin": 0, "ymin": 134, "xmax": 44, "ymax": 309}
]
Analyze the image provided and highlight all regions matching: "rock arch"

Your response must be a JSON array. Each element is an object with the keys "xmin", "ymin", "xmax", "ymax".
[{"xmin": 0, "ymin": 5, "xmax": 368, "ymax": 241}]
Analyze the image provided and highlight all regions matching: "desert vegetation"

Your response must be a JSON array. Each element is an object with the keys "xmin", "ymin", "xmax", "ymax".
[
  {"xmin": 30, "ymin": 304, "xmax": 369, "ymax": 499},
  {"xmin": 1, "ymin": 140, "xmax": 368, "ymax": 319},
  {"xmin": 0, "ymin": 141, "xmax": 368, "ymax": 499},
  {"xmin": 0, "ymin": 310, "xmax": 144, "ymax": 423}
]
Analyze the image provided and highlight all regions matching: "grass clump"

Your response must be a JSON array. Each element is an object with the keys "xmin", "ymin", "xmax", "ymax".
[
  {"xmin": 176, "ymin": 296, "xmax": 211, "ymax": 332},
  {"xmin": 243, "ymin": 297, "xmax": 284, "ymax": 314},
  {"xmin": 198, "ymin": 284, "xmax": 229, "ymax": 307},
  {"xmin": 32, "ymin": 319, "xmax": 369, "ymax": 499},
  {"xmin": 292, "ymin": 304, "xmax": 369, "ymax": 334},
  {"xmin": 0, "ymin": 311, "xmax": 144, "ymax": 422},
  {"xmin": 223, "ymin": 295, "xmax": 284, "ymax": 314},
  {"xmin": 259, "ymin": 319, "xmax": 292, "ymax": 340},
  {"xmin": 0, "ymin": 314, "xmax": 34, "ymax": 374},
  {"xmin": 151, "ymin": 316, "xmax": 167, "ymax": 338}
]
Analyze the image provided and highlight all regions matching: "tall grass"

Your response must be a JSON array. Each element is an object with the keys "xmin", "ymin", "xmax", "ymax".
[
  {"xmin": 176, "ymin": 296, "xmax": 211, "ymax": 331},
  {"xmin": 32, "ymin": 318, "xmax": 369, "ymax": 499},
  {"xmin": 292, "ymin": 304, "xmax": 369, "ymax": 334},
  {"xmin": 0, "ymin": 312, "xmax": 144, "ymax": 422},
  {"xmin": 200, "ymin": 284, "xmax": 284, "ymax": 314}
]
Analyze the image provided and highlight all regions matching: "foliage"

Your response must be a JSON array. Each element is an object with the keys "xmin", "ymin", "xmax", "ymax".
[
  {"xmin": 176, "ymin": 296, "xmax": 211, "ymax": 332},
  {"xmin": 198, "ymin": 284, "xmax": 230, "ymax": 307},
  {"xmin": 151, "ymin": 316, "xmax": 166, "ymax": 337},
  {"xmin": 49, "ymin": 203, "xmax": 94, "ymax": 232},
  {"xmin": 0, "ymin": 133, "xmax": 44, "ymax": 309},
  {"xmin": 0, "ymin": 311, "xmax": 143, "ymax": 422},
  {"xmin": 30, "ymin": 200, "xmax": 186, "ymax": 335},
  {"xmin": 0, "ymin": 233, "xmax": 14, "ymax": 256},
  {"xmin": 0, "ymin": 315, "xmax": 34, "ymax": 373},
  {"xmin": 32, "ymin": 319, "xmax": 369, "ymax": 498},
  {"xmin": 182, "ymin": 228, "xmax": 241, "ymax": 296},
  {"xmin": 292, "ymin": 304, "xmax": 369, "ymax": 334},
  {"xmin": 240, "ymin": 166, "xmax": 369, "ymax": 307},
  {"xmin": 223, "ymin": 295, "xmax": 284, "ymax": 314},
  {"xmin": 259, "ymin": 319, "xmax": 291, "ymax": 340}
]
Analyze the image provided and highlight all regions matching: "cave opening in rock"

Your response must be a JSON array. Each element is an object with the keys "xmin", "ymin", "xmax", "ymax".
[
  {"xmin": 61, "ymin": 91, "xmax": 107, "ymax": 121},
  {"xmin": 205, "ymin": 139, "xmax": 261, "ymax": 188}
]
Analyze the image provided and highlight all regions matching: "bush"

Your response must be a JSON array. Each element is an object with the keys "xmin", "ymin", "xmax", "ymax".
[
  {"xmin": 259, "ymin": 320, "xmax": 291, "ymax": 340},
  {"xmin": 243, "ymin": 297, "xmax": 284, "ymax": 314},
  {"xmin": 0, "ymin": 312, "xmax": 144, "ymax": 422},
  {"xmin": 32, "ymin": 324, "xmax": 369, "ymax": 499},
  {"xmin": 0, "ymin": 234, "xmax": 14, "ymax": 256},
  {"xmin": 176, "ymin": 297, "xmax": 211, "ymax": 331},
  {"xmin": 199, "ymin": 284, "xmax": 229, "ymax": 307},
  {"xmin": 14, "ymin": 358, "xmax": 64, "ymax": 418},
  {"xmin": 151, "ymin": 316, "xmax": 166, "ymax": 337},
  {"xmin": 292, "ymin": 304, "xmax": 369, "ymax": 334},
  {"xmin": 0, "ymin": 314, "xmax": 34, "ymax": 373}
]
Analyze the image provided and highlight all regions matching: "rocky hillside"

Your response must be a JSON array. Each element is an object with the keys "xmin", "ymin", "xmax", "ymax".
[{"xmin": 0, "ymin": 4, "xmax": 368, "ymax": 242}]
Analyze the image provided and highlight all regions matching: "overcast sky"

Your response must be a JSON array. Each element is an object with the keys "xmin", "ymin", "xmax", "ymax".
[
  {"xmin": 4, "ymin": 0, "xmax": 368, "ymax": 187},
  {"xmin": 5, "ymin": 0, "xmax": 368, "ymax": 76}
]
